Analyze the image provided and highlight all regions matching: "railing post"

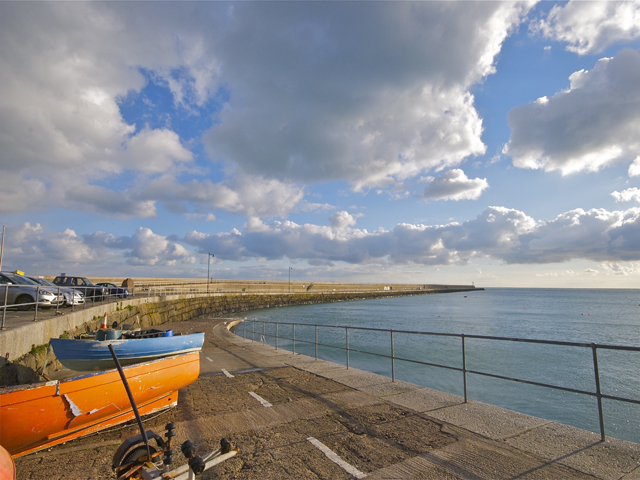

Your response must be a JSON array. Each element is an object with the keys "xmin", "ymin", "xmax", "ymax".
[
  {"xmin": 346, "ymin": 327, "xmax": 349, "ymax": 369},
  {"xmin": 315, "ymin": 325, "xmax": 318, "ymax": 361},
  {"xmin": 243, "ymin": 321, "xmax": 246, "ymax": 339},
  {"xmin": 391, "ymin": 330, "xmax": 395, "ymax": 382},
  {"xmin": 56, "ymin": 286, "xmax": 60, "ymax": 314},
  {"xmin": 262, "ymin": 321, "xmax": 265, "ymax": 344},
  {"xmin": 591, "ymin": 343, "xmax": 606, "ymax": 442},
  {"xmin": 276, "ymin": 323, "xmax": 278, "ymax": 350},
  {"xmin": 33, "ymin": 286, "xmax": 39, "ymax": 321},
  {"xmin": 1, "ymin": 286, "xmax": 8, "ymax": 330},
  {"xmin": 252, "ymin": 321, "xmax": 255, "ymax": 342},
  {"xmin": 292, "ymin": 324, "xmax": 295, "ymax": 355},
  {"xmin": 462, "ymin": 334, "xmax": 468, "ymax": 403}
]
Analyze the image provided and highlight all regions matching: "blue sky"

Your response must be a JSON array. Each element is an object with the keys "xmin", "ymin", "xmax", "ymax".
[{"xmin": 2, "ymin": 1, "xmax": 640, "ymax": 288}]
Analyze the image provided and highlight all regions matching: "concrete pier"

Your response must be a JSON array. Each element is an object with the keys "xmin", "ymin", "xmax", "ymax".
[{"xmin": 13, "ymin": 317, "xmax": 640, "ymax": 479}]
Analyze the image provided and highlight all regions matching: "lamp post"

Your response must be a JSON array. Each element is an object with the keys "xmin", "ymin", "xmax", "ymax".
[
  {"xmin": 207, "ymin": 253, "xmax": 214, "ymax": 294},
  {"xmin": 0, "ymin": 224, "xmax": 5, "ymax": 272},
  {"xmin": 289, "ymin": 266, "xmax": 292, "ymax": 293}
]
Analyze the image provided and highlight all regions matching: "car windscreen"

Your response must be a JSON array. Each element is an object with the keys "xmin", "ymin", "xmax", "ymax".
[{"xmin": 5, "ymin": 274, "xmax": 38, "ymax": 285}]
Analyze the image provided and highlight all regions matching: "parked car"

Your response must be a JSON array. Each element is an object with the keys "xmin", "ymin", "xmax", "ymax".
[
  {"xmin": 0, "ymin": 272, "xmax": 65, "ymax": 310},
  {"xmin": 96, "ymin": 282, "xmax": 130, "ymax": 298},
  {"xmin": 27, "ymin": 276, "xmax": 85, "ymax": 307},
  {"xmin": 52, "ymin": 276, "xmax": 107, "ymax": 301}
]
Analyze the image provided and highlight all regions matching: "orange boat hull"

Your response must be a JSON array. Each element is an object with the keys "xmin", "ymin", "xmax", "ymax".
[{"xmin": 0, "ymin": 352, "xmax": 200, "ymax": 458}]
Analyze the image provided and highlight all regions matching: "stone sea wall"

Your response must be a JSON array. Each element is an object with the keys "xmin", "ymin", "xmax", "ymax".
[{"xmin": 1, "ymin": 287, "xmax": 477, "ymax": 385}]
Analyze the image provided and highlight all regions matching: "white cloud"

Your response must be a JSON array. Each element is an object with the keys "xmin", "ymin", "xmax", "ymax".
[
  {"xmin": 141, "ymin": 174, "xmax": 306, "ymax": 219},
  {"xmin": 422, "ymin": 169, "xmax": 489, "ymax": 201},
  {"xmin": 199, "ymin": 2, "xmax": 532, "ymax": 190},
  {"xmin": 628, "ymin": 156, "xmax": 640, "ymax": 177},
  {"xmin": 0, "ymin": 2, "xmax": 535, "ymax": 218},
  {"xmin": 611, "ymin": 187, "xmax": 640, "ymax": 203},
  {"xmin": 534, "ymin": 1, "xmax": 640, "ymax": 55},
  {"xmin": 504, "ymin": 49, "xmax": 640, "ymax": 175},
  {"xmin": 183, "ymin": 205, "xmax": 640, "ymax": 267}
]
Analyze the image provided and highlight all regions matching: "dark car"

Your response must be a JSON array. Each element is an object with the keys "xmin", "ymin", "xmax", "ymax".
[
  {"xmin": 52, "ymin": 275, "xmax": 107, "ymax": 300},
  {"xmin": 97, "ymin": 282, "xmax": 130, "ymax": 298}
]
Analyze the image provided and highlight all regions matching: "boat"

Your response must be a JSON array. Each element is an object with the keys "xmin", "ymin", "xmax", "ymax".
[
  {"xmin": 50, "ymin": 330, "xmax": 205, "ymax": 371},
  {"xmin": 0, "ymin": 445, "xmax": 15, "ymax": 480},
  {"xmin": 0, "ymin": 351, "xmax": 200, "ymax": 458}
]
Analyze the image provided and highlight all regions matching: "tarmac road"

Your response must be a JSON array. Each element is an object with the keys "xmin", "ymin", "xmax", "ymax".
[{"xmin": 14, "ymin": 316, "xmax": 640, "ymax": 480}]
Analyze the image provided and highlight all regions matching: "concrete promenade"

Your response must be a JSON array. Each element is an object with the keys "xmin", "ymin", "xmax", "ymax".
[{"xmin": 14, "ymin": 316, "xmax": 640, "ymax": 479}]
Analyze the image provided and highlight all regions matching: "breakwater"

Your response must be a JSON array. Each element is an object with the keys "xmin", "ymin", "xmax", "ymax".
[{"xmin": 1, "ymin": 286, "xmax": 479, "ymax": 384}]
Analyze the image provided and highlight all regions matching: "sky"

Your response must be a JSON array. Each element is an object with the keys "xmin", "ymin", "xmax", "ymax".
[{"xmin": 1, "ymin": 1, "xmax": 640, "ymax": 288}]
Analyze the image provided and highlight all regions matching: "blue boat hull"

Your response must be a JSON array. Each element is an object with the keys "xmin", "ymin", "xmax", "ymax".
[{"xmin": 50, "ymin": 333, "xmax": 205, "ymax": 371}]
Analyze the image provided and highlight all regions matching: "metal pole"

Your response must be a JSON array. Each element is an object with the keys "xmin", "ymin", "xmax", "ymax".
[
  {"xmin": 56, "ymin": 286, "xmax": 60, "ymax": 315},
  {"xmin": 289, "ymin": 267, "xmax": 291, "ymax": 293},
  {"xmin": 207, "ymin": 253, "xmax": 211, "ymax": 294},
  {"xmin": 462, "ymin": 334, "xmax": 468, "ymax": 403},
  {"xmin": 391, "ymin": 330, "xmax": 395, "ymax": 382},
  {"xmin": 108, "ymin": 344, "xmax": 152, "ymax": 463},
  {"xmin": 0, "ymin": 224, "xmax": 5, "ymax": 272},
  {"xmin": 315, "ymin": 325, "xmax": 318, "ymax": 361},
  {"xmin": 591, "ymin": 344, "xmax": 606, "ymax": 441},
  {"xmin": 346, "ymin": 327, "xmax": 349, "ymax": 369},
  {"xmin": 1, "ymin": 286, "xmax": 8, "ymax": 330},
  {"xmin": 292, "ymin": 324, "xmax": 295, "ymax": 355},
  {"xmin": 33, "ymin": 286, "xmax": 39, "ymax": 321},
  {"xmin": 276, "ymin": 323, "xmax": 278, "ymax": 350},
  {"xmin": 252, "ymin": 321, "xmax": 255, "ymax": 342}
]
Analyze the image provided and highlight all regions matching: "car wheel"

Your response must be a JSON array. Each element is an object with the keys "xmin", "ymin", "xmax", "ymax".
[{"xmin": 16, "ymin": 294, "xmax": 34, "ymax": 311}]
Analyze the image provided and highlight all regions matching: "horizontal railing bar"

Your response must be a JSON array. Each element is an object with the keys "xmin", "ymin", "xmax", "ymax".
[
  {"xmin": 248, "ymin": 320, "xmax": 640, "ymax": 352},
  {"xmin": 465, "ymin": 369, "xmax": 597, "ymax": 397},
  {"xmin": 242, "ymin": 320, "xmax": 640, "ymax": 412}
]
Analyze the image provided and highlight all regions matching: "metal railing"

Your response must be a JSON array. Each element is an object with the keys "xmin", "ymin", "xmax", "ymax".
[
  {"xmin": 238, "ymin": 319, "xmax": 640, "ymax": 442},
  {"xmin": 1, "ymin": 284, "xmax": 118, "ymax": 328}
]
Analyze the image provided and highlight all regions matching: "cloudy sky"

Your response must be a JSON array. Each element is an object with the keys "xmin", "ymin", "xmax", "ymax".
[{"xmin": 1, "ymin": 1, "xmax": 640, "ymax": 288}]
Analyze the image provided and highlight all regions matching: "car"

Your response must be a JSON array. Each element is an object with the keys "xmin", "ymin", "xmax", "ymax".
[
  {"xmin": 26, "ymin": 276, "xmax": 85, "ymax": 307},
  {"xmin": 0, "ymin": 272, "xmax": 65, "ymax": 310},
  {"xmin": 96, "ymin": 282, "xmax": 130, "ymax": 298},
  {"xmin": 52, "ymin": 275, "xmax": 108, "ymax": 301}
]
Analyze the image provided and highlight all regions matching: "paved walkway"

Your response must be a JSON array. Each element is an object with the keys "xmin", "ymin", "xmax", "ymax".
[{"xmin": 14, "ymin": 317, "xmax": 640, "ymax": 479}]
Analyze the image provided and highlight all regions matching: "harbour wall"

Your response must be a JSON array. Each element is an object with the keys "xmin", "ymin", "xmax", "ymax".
[{"xmin": 1, "ymin": 286, "xmax": 478, "ymax": 383}]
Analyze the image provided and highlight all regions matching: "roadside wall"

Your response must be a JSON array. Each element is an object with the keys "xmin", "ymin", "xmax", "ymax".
[{"xmin": 1, "ymin": 287, "xmax": 478, "ymax": 383}]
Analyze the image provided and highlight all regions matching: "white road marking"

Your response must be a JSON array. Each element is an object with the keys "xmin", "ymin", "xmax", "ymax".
[
  {"xmin": 222, "ymin": 369, "xmax": 234, "ymax": 378},
  {"xmin": 248, "ymin": 391, "xmax": 272, "ymax": 407},
  {"xmin": 307, "ymin": 437, "xmax": 367, "ymax": 479},
  {"xmin": 206, "ymin": 357, "xmax": 214, "ymax": 362}
]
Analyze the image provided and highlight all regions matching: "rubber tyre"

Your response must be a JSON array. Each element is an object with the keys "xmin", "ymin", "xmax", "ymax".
[
  {"xmin": 15, "ymin": 294, "xmax": 34, "ymax": 311},
  {"xmin": 115, "ymin": 445, "xmax": 158, "ymax": 477}
]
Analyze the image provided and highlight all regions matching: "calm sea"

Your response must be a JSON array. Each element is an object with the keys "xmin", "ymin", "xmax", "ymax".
[{"xmin": 236, "ymin": 288, "xmax": 640, "ymax": 444}]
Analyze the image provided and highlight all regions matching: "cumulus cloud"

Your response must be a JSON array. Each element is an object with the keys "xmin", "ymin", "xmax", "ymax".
[
  {"xmin": 0, "ymin": 2, "xmax": 535, "ymax": 218},
  {"xmin": 6, "ymin": 204, "xmax": 640, "ymax": 274},
  {"xmin": 183, "ymin": 205, "xmax": 640, "ymax": 267},
  {"xmin": 504, "ymin": 48, "xmax": 640, "ymax": 175},
  {"xmin": 534, "ymin": 1, "xmax": 640, "ymax": 55},
  {"xmin": 204, "ymin": 2, "xmax": 533, "ymax": 190},
  {"xmin": 611, "ymin": 187, "xmax": 640, "ymax": 203},
  {"xmin": 422, "ymin": 169, "xmax": 489, "ymax": 201},
  {"xmin": 0, "ymin": 224, "xmax": 197, "ymax": 274}
]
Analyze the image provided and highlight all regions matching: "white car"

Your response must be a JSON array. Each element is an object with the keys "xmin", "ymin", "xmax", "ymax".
[
  {"xmin": 0, "ymin": 272, "xmax": 65, "ymax": 310},
  {"xmin": 27, "ymin": 276, "xmax": 85, "ymax": 307}
]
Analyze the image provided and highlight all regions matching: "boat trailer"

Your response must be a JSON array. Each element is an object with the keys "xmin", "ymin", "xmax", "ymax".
[{"xmin": 108, "ymin": 345, "xmax": 238, "ymax": 479}]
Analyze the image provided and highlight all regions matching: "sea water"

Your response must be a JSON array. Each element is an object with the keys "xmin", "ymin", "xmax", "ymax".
[{"xmin": 237, "ymin": 288, "xmax": 640, "ymax": 444}]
